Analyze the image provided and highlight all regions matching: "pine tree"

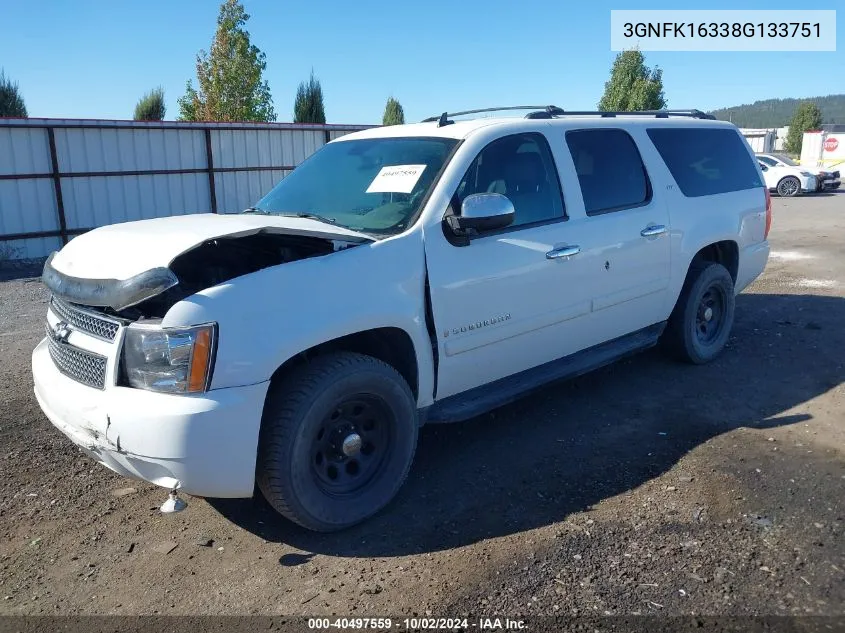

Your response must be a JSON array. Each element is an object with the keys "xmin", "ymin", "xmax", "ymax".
[
  {"xmin": 134, "ymin": 87, "xmax": 166, "ymax": 121},
  {"xmin": 293, "ymin": 71, "xmax": 326, "ymax": 124},
  {"xmin": 785, "ymin": 102, "xmax": 823, "ymax": 155},
  {"xmin": 382, "ymin": 97, "xmax": 405, "ymax": 126},
  {"xmin": 0, "ymin": 69, "xmax": 28, "ymax": 117},
  {"xmin": 178, "ymin": 0, "xmax": 275, "ymax": 122},
  {"xmin": 598, "ymin": 50, "xmax": 666, "ymax": 112}
]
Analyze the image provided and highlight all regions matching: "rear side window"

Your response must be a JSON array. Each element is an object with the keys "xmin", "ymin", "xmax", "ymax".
[
  {"xmin": 647, "ymin": 128, "xmax": 763, "ymax": 197},
  {"xmin": 565, "ymin": 129, "xmax": 651, "ymax": 215}
]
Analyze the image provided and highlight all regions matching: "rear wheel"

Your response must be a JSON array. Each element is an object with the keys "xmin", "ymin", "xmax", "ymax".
[
  {"xmin": 776, "ymin": 176, "xmax": 801, "ymax": 197},
  {"xmin": 256, "ymin": 352, "xmax": 418, "ymax": 532},
  {"xmin": 663, "ymin": 261, "xmax": 735, "ymax": 364}
]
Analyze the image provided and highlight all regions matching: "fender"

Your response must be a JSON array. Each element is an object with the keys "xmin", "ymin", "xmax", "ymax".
[
  {"xmin": 161, "ymin": 230, "xmax": 437, "ymax": 407},
  {"xmin": 663, "ymin": 186, "xmax": 766, "ymax": 316}
]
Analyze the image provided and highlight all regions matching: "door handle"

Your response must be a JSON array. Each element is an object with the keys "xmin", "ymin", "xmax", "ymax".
[
  {"xmin": 640, "ymin": 224, "xmax": 667, "ymax": 238},
  {"xmin": 546, "ymin": 245, "xmax": 581, "ymax": 260}
]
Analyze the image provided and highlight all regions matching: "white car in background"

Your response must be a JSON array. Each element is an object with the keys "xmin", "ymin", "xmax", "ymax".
[
  {"xmin": 757, "ymin": 153, "xmax": 840, "ymax": 193},
  {"xmin": 757, "ymin": 159, "xmax": 817, "ymax": 197}
]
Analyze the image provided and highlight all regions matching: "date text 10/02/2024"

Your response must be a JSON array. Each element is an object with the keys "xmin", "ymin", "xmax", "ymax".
[{"xmin": 307, "ymin": 617, "xmax": 528, "ymax": 630}]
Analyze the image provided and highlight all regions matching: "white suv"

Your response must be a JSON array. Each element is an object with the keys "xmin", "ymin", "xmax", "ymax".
[{"xmin": 33, "ymin": 107, "xmax": 771, "ymax": 531}]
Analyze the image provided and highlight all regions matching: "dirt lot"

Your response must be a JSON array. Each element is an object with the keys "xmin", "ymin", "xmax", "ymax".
[{"xmin": 1, "ymin": 192, "xmax": 843, "ymax": 618}]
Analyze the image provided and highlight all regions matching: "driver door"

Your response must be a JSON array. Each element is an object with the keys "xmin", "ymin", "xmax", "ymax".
[{"xmin": 424, "ymin": 132, "xmax": 599, "ymax": 400}]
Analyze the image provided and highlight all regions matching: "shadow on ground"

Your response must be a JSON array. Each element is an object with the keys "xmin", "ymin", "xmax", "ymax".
[{"xmin": 210, "ymin": 293, "xmax": 845, "ymax": 558}]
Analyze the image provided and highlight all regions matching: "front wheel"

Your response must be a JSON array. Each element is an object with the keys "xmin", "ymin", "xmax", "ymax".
[
  {"xmin": 777, "ymin": 176, "xmax": 801, "ymax": 197},
  {"xmin": 662, "ymin": 261, "xmax": 736, "ymax": 364},
  {"xmin": 256, "ymin": 352, "xmax": 418, "ymax": 532}
]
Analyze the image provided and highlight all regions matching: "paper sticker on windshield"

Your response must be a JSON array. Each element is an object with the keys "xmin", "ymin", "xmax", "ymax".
[{"xmin": 366, "ymin": 164, "xmax": 427, "ymax": 194}]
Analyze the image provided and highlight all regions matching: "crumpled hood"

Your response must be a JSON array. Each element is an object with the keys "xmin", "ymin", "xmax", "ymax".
[{"xmin": 50, "ymin": 213, "xmax": 371, "ymax": 281}]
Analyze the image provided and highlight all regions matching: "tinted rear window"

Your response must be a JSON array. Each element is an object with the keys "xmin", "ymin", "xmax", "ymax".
[
  {"xmin": 647, "ymin": 128, "xmax": 763, "ymax": 197},
  {"xmin": 565, "ymin": 129, "xmax": 651, "ymax": 215}
]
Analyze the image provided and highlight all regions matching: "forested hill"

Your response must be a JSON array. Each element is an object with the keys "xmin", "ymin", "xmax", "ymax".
[{"xmin": 708, "ymin": 95, "xmax": 845, "ymax": 128}]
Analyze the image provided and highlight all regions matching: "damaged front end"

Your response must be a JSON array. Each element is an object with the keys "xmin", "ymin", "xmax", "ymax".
[{"xmin": 43, "ymin": 230, "xmax": 354, "ymax": 320}]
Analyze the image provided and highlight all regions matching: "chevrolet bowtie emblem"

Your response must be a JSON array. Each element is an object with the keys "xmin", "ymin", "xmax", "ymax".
[{"xmin": 50, "ymin": 321, "xmax": 72, "ymax": 343}]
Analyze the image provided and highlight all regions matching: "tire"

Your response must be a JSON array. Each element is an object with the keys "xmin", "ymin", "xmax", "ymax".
[
  {"xmin": 776, "ymin": 176, "xmax": 801, "ymax": 197},
  {"xmin": 662, "ymin": 261, "xmax": 735, "ymax": 365},
  {"xmin": 256, "ymin": 352, "xmax": 418, "ymax": 532}
]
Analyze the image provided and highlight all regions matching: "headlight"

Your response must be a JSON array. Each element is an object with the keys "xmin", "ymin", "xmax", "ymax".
[
  {"xmin": 122, "ymin": 323, "xmax": 216, "ymax": 393},
  {"xmin": 800, "ymin": 171, "xmax": 813, "ymax": 177}
]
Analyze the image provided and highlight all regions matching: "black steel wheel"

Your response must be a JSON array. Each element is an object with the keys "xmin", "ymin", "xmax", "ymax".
[
  {"xmin": 257, "ymin": 352, "xmax": 418, "ymax": 532},
  {"xmin": 663, "ymin": 261, "xmax": 735, "ymax": 364},
  {"xmin": 311, "ymin": 396, "xmax": 392, "ymax": 496}
]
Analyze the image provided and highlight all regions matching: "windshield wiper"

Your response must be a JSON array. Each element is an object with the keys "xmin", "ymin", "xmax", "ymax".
[
  {"xmin": 242, "ymin": 207, "xmax": 269, "ymax": 215},
  {"xmin": 281, "ymin": 212, "xmax": 338, "ymax": 225}
]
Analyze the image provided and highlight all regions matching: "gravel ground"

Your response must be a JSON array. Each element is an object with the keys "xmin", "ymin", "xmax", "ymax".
[{"xmin": 0, "ymin": 192, "xmax": 843, "ymax": 618}]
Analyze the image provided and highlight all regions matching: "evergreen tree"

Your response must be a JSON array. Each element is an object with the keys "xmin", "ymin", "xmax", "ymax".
[
  {"xmin": 134, "ymin": 87, "xmax": 166, "ymax": 121},
  {"xmin": 382, "ymin": 97, "xmax": 405, "ymax": 126},
  {"xmin": 293, "ymin": 71, "xmax": 326, "ymax": 124},
  {"xmin": 598, "ymin": 50, "xmax": 666, "ymax": 112},
  {"xmin": 178, "ymin": 0, "xmax": 275, "ymax": 122},
  {"xmin": 785, "ymin": 102, "xmax": 823, "ymax": 155}
]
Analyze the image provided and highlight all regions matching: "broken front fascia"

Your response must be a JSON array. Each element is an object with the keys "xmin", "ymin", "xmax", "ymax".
[{"xmin": 42, "ymin": 252, "xmax": 179, "ymax": 311}]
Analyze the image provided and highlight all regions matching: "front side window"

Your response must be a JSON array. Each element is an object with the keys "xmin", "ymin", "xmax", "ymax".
[
  {"xmin": 455, "ymin": 133, "xmax": 565, "ymax": 228},
  {"xmin": 252, "ymin": 137, "xmax": 458, "ymax": 237},
  {"xmin": 647, "ymin": 128, "xmax": 764, "ymax": 197},
  {"xmin": 758, "ymin": 156, "xmax": 778, "ymax": 167},
  {"xmin": 565, "ymin": 129, "xmax": 651, "ymax": 215},
  {"xmin": 772, "ymin": 154, "xmax": 799, "ymax": 166}
]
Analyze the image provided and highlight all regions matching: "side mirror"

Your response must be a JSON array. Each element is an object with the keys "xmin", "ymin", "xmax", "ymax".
[{"xmin": 447, "ymin": 193, "xmax": 515, "ymax": 235}]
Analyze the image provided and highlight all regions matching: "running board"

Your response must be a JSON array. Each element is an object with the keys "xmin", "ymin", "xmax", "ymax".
[{"xmin": 423, "ymin": 322, "xmax": 665, "ymax": 424}]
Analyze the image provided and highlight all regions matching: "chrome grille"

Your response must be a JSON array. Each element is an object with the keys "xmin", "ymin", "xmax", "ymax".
[
  {"xmin": 50, "ymin": 296, "xmax": 120, "ymax": 342},
  {"xmin": 46, "ymin": 326, "xmax": 107, "ymax": 389}
]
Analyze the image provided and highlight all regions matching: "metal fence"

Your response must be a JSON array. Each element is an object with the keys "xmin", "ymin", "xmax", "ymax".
[{"xmin": 0, "ymin": 118, "xmax": 372, "ymax": 261}]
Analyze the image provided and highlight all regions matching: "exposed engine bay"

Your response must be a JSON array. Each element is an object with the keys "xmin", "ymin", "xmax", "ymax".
[
  {"xmin": 118, "ymin": 232, "xmax": 344, "ymax": 319},
  {"xmin": 46, "ymin": 232, "xmax": 351, "ymax": 320}
]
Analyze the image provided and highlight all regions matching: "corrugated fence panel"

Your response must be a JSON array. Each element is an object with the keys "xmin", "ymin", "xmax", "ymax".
[
  {"xmin": 329, "ymin": 129, "xmax": 358, "ymax": 141},
  {"xmin": 211, "ymin": 128, "xmax": 324, "ymax": 168},
  {"xmin": 1, "ymin": 236, "xmax": 62, "ymax": 261},
  {"xmin": 215, "ymin": 170, "xmax": 290, "ymax": 214},
  {"xmin": 0, "ymin": 127, "xmax": 51, "ymax": 175},
  {"xmin": 0, "ymin": 178, "xmax": 57, "ymax": 234},
  {"xmin": 55, "ymin": 127, "xmax": 206, "ymax": 173},
  {"xmin": 63, "ymin": 173, "xmax": 211, "ymax": 228},
  {"xmin": 0, "ymin": 119, "xmax": 373, "ymax": 261}
]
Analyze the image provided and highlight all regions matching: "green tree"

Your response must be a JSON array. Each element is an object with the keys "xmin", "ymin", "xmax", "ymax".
[
  {"xmin": 134, "ymin": 87, "xmax": 166, "ymax": 121},
  {"xmin": 598, "ymin": 49, "xmax": 666, "ymax": 112},
  {"xmin": 785, "ymin": 101, "xmax": 823, "ymax": 155},
  {"xmin": 293, "ymin": 70, "xmax": 326, "ymax": 124},
  {"xmin": 0, "ymin": 69, "xmax": 28, "ymax": 117},
  {"xmin": 178, "ymin": 0, "xmax": 275, "ymax": 122},
  {"xmin": 382, "ymin": 97, "xmax": 405, "ymax": 126}
]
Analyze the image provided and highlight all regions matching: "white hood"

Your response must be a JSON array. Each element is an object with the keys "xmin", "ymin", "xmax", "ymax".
[{"xmin": 50, "ymin": 213, "xmax": 371, "ymax": 281}]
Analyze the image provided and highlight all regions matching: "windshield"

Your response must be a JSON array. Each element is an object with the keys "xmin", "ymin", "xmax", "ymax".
[
  {"xmin": 772, "ymin": 154, "xmax": 799, "ymax": 166},
  {"xmin": 251, "ymin": 137, "xmax": 458, "ymax": 236}
]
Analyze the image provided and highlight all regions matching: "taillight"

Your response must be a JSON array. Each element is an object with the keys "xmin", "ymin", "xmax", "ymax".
[{"xmin": 764, "ymin": 187, "xmax": 772, "ymax": 239}]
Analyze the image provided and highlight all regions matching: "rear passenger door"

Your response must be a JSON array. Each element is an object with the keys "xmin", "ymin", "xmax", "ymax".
[{"xmin": 562, "ymin": 128, "xmax": 672, "ymax": 340}]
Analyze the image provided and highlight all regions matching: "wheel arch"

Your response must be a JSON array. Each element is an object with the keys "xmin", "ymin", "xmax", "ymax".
[
  {"xmin": 689, "ymin": 240, "xmax": 739, "ymax": 284},
  {"xmin": 268, "ymin": 327, "xmax": 420, "ymax": 400}
]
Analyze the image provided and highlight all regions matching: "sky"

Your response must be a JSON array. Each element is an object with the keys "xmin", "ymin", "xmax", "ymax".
[{"xmin": 0, "ymin": 0, "xmax": 841, "ymax": 124}]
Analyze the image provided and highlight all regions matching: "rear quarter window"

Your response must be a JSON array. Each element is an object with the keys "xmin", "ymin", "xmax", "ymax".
[{"xmin": 647, "ymin": 128, "xmax": 763, "ymax": 197}]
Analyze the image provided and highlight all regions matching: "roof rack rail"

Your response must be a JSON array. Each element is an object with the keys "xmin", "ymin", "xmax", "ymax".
[
  {"xmin": 421, "ymin": 105, "xmax": 563, "ymax": 127},
  {"xmin": 526, "ymin": 109, "xmax": 715, "ymax": 120}
]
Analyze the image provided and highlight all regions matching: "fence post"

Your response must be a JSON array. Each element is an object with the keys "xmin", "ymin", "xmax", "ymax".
[
  {"xmin": 324, "ymin": 129, "xmax": 332, "ymax": 145},
  {"xmin": 47, "ymin": 127, "xmax": 68, "ymax": 245},
  {"xmin": 204, "ymin": 128, "xmax": 218, "ymax": 213}
]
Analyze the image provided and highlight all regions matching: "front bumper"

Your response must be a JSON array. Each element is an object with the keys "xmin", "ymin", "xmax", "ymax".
[
  {"xmin": 822, "ymin": 179, "xmax": 841, "ymax": 191},
  {"xmin": 32, "ymin": 338, "xmax": 269, "ymax": 498},
  {"xmin": 801, "ymin": 176, "xmax": 817, "ymax": 193}
]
